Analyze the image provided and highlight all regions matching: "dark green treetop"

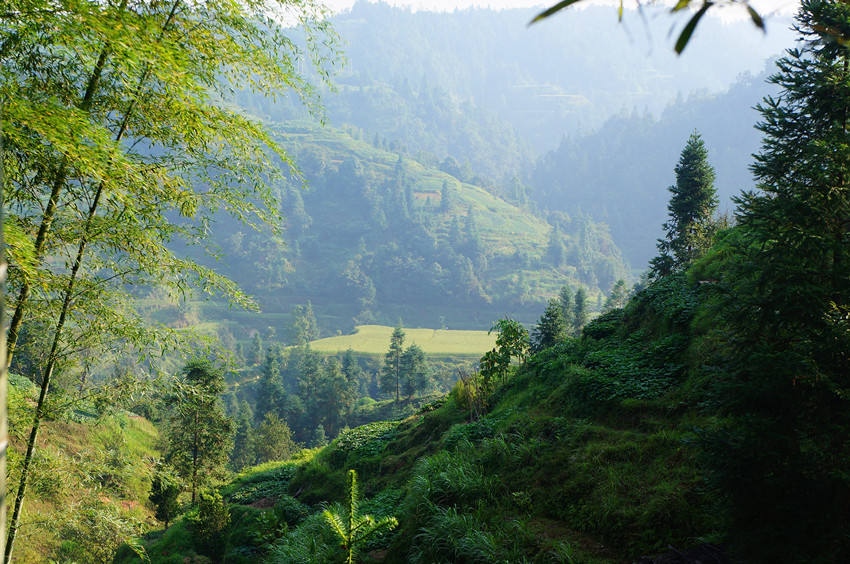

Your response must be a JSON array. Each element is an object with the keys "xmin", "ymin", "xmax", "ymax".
[
  {"xmin": 531, "ymin": 298, "xmax": 569, "ymax": 353},
  {"xmin": 650, "ymin": 131, "xmax": 718, "ymax": 277}
]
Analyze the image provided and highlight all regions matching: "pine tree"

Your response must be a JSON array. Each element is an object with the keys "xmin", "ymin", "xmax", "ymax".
[
  {"xmin": 400, "ymin": 343, "xmax": 430, "ymax": 397},
  {"xmin": 572, "ymin": 287, "xmax": 589, "ymax": 336},
  {"xmin": 381, "ymin": 327, "xmax": 406, "ymax": 402},
  {"xmin": 249, "ymin": 333, "xmax": 264, "ymax": 366},
  {"xmin": 254, "ymin": 412, "xmax": 298, "ymax": 464},
  {"xmin": 165, "ymin": 359, "xmax": 233, "ymax": 506},
  {"xmin": 531, "ymin": 298, "xmax": 568, "ymax": 353},
  {"xmin": 603, "ymin": 279, "xmax": 629, "ymax": 313},
  {"xmin": 309, "ymin": 423, "xmax": 328, "ymax": 448},
  {"xmin": 256, "ymin": 344, "xmax": 286, "ymax": 422},
  {"xmin": 149, "ymin": 468, "xmax": 181, "ymax": 529},
  {"xmin": 704, "ymin": 3, "xmax": 850, "ymax": 559},
  {"xmin": 230, "ymin": 400, "xmax": 256, "ymax": 471},
  {"xmin": 650, "ymin": 131, "xmax": 718, "ymax": 277}
]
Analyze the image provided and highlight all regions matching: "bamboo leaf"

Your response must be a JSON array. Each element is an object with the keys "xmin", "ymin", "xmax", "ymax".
[
  {"xmin": 675, "ymin": 2, "xmax": 712, "ymax": 54},
  {"xmin": 529, "ymin": 0, "xmax": 585, "ymax": 25}
]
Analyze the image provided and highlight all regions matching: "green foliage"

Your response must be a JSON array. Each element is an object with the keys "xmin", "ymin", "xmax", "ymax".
[
  {"xmin": 266, "ymin": 512, "xmax": 342, "ymax": 564},
  {"xmin": 571, "ymin": 287, "xmax": 590, "ymax": 335},
  {"xmin": 230, "ymin": 400, "xmax": 256, "ymax": 471},
  {"xmin": 531, "ymin": 298, "xmax": 569, "ymax": 353},
  {"xmin": 381, "ymin": 326, "xmax": 406, "ymax": 402},
  {"xmin": 479, "ymin": 318, "xmax": 530, "ymax": 388},
  {"xmin": 334, "ymin": 421, "xmax": 400, "ymax": 459},
  {"xmin": 400, "ymin": 343, "xmax": 431, "ymax": 397},
  {"xmin": 150, "ymin": 467, "xmax": 182, "ymax": 529},
  {"xmin": 322, "ymin": 470, "xmax": 398, "ymax": 564},
  {"xmin": 254, "ymin": 412, "xmax": 298, "ymax": 464},
  {"xmin": 187, "ymin": 490, "xmax": 231, "ymax": 560},
  {"xmin": 164, "ymin": 359, "xmax": 234, "ymax": 505},
  {"xmin": 602, "ymin": 279, "xmax": 629, "ymax": 313},
  {"xmin": 289, "ymin": 302, "xmax": 321, "ymax": 346},
  {"xmin": 53, "ymin": 497, "xmax": 149, "ymax": 564},
  {"xmin": 224, "ymin": 462, "xmax": 297, "ymax": 505},
  {"xmin": 310, "ymin": 423, "xmax": 329, "ymax": 449},
  {"xmin": 650, "ymin": 131, "xmax": 719, "ymax": 277},
  {"xmin": 696, "ymin": 3, "xmax": 850, "ymax": 560}
]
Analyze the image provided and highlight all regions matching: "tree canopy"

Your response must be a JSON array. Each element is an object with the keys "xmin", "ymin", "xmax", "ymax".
[{"xmin": 701, "ymin": 1, "xmax": 850, "ymax": 559}]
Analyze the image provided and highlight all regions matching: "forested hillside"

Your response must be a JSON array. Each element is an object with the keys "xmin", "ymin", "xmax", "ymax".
[
  {"xmin": 240, "ymin": 1, "xmax": 792, "ymax": 269},
  {"xmin": 197, "ymin": 120, "xmax": 628, "ymax": 334}
]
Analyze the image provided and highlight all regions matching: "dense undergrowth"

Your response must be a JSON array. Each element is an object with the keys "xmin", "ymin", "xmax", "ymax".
[{"xmin": 116, "ymin": 271, "xmax": 725, "ymax": 564}]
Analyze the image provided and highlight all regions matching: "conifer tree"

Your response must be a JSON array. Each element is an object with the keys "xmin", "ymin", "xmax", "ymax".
[
  {"xmin": 256, "ymin": 344, "xmax": 286, "ymax": 422},
  {"xmin": 230, "ymin": 401, "xmax": 256, "ymax": 471},
  {"xmin": 254, "ymin": 412, "xmax": 298, "ymax": 464},
  {"xmin": 704, "ymin": 3, "xmax": 850, "ymax": 559},
  {"xmin": 572, "ymin": 287, "xmax": 589, "ymax": 336},
  {"xmin": 531, "ymin": 298, "xmax": 568, "ymax": 352},
  {"xmin": 650, "ymin": 131, "xmax": 718, "ymax": 277},
  {"xmin": 381, "ymin": 327, "xmax": 406, "ymax": 402},
  {"xmin": 603, "ymin": 279, "xmax": 629, "ymax": 313},
  {"xmin": 400, "ymin": 343, "xmax": 430, "ymax": 397},
  {"xmin": 165, "ymin": 359, "xmax": 233, "ymax": 506},
  {"xmin": 250, "ymin": 333, "xmax": 264, "ymax": 366}
]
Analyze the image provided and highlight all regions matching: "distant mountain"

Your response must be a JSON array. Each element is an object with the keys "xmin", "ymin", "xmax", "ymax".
[
  {"xmin": 201, "ymin": 120, "xmax": 629, "ymax": 334},
  {"xmin": 327, "ymin": 1, "xmax": 794, "ymax": 152}
]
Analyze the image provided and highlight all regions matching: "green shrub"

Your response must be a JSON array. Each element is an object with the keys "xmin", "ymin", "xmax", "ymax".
[{"xmin": 187, "ymin": 490, "xmax": 231, "ymax": 559}]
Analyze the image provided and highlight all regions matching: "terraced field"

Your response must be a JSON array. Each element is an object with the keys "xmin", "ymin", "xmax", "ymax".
[{"xmin": 308, "ymin": 324, "xmax": 495, "ymax": 356}]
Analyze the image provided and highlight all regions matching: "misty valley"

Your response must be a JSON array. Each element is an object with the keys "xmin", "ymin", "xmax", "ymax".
[{"xmin": 2, "ymin": 1, "xmax": 848, "ymax": 563}]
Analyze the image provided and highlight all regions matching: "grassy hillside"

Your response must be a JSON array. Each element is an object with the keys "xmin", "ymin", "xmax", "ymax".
[
  {"xmin": 8, "ymin": 373, "xmax": 160, "ymax": 563},
  {"xmin": 119, "ymin": 271, "xmax": 723, "ymax": 564},
  {"xmin": 308, "ymin": 325, "xmax": 495, "ymax": 356}
]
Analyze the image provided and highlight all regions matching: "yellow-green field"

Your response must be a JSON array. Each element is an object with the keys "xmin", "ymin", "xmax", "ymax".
[{"xmin": 308, "ymin": 325, "xmax": 496, "ymax": 356}]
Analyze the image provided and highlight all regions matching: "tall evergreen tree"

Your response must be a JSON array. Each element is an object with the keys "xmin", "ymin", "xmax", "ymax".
[
  {"xmin": 572, "ymin": 287, "xmax": 589, "ymax": 336},
  {"xmin": 650, "ymin": 131, "xmax": 718, "ymax": 277},
  {"xmin": 531, "ymin": 298, "xmax": 568, "ymax": 353},
  {"xmin": 254, "ymin": 412, "xmax": 298, "ymax": 464},
  {"xmin": 249, "ymin": 333, "xmax": 264, "ymax": 366},
  {"xmin": 230, "ymin": 400, "xmax": 256, "ymax": 471},
  {"xmin": 164, "ymin": 359, "xmax": 233, "ymax": 506},
  {"xmin": 314, "ymin": 358, "xmax": 357, "ymax": 438},
  {"xmin": 381, "ymin": 327, "xmax": 406, "ymax": 402},
  {"xmin": 341, "ymin": 348, "xmax": 367, "ymax": 397},
  {"xmin": 603, "ymin": 279, "xmax": 629, "ymax": 313},
  {"xmin": 289, "ymin": 302, "xmax": 320, "ymax": 346},
  {"xmin": 400, "ymin": 343, "xmax": 430, "ymax": 397},
  {"xmin": 704, "ymin": 3, "xmax": 850, "ymax": 559},
  {"xmin": 256, "ymin": 344, "xmax": 286, "ymax": 422}
]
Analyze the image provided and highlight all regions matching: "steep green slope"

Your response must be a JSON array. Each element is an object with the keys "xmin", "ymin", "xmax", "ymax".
[
  {"xmin": 199, "ymin": 119, "xmax": 628, "ymax": 336},
  {"xmin": 121, "ymin": 270, "xmax": 720, "ymax": 564}
]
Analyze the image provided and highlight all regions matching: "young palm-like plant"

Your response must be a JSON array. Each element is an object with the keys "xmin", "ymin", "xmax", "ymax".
[{"xmin": 322, "ymin": 470, "xmax": 398, "ymax": 564}]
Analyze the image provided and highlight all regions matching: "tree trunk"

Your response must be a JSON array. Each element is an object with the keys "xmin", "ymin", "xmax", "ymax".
[{"xmin": 1, "ymin": 97, "xmax": 9, "ymax": 561}]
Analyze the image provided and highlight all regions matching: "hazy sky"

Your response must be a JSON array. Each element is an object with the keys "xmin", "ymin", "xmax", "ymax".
[{"xmin": 322, "ymin": 0, "xmax": 800, "ymax": 18}]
